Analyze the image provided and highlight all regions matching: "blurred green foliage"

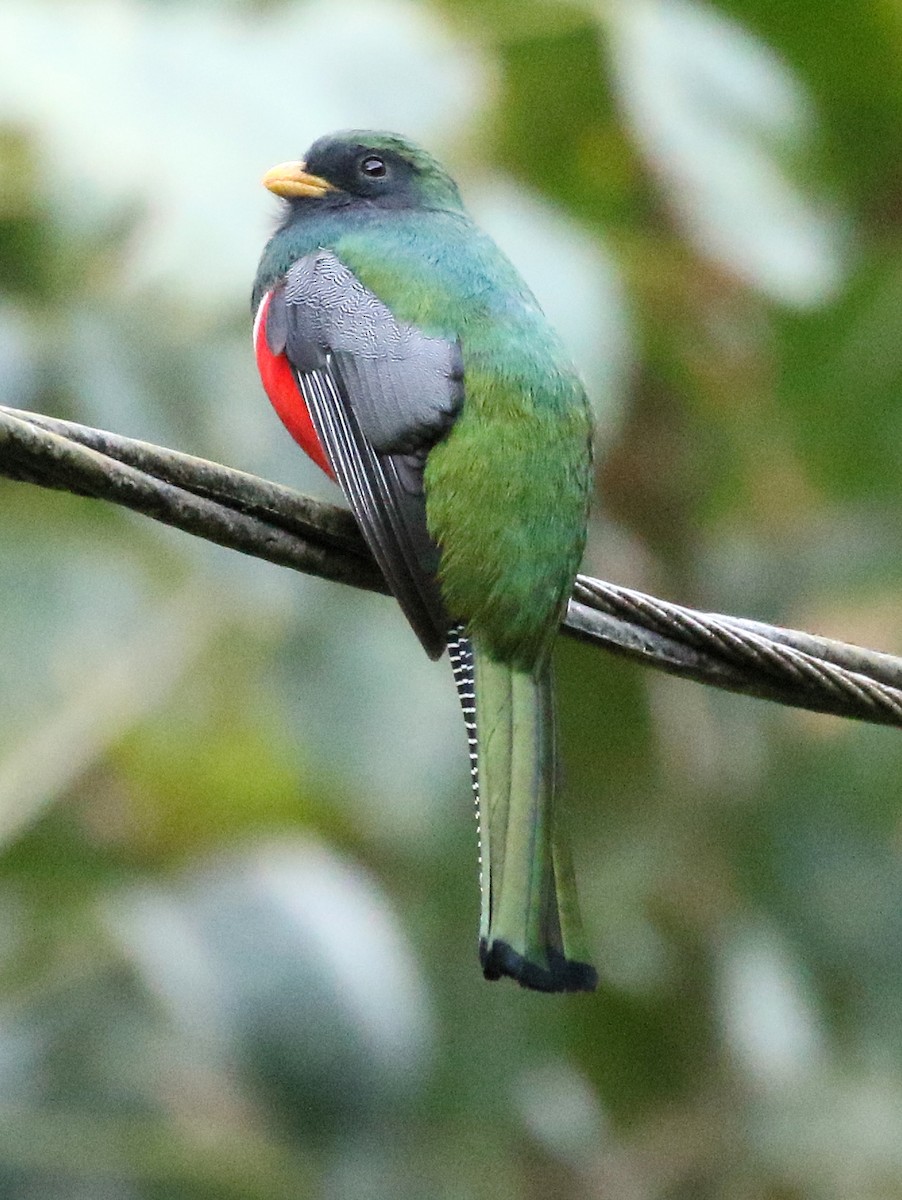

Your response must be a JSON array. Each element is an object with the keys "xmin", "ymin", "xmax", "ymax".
[{"xmin": 2, "ymin": 0, "xmax": 902, "ymax": 1196}]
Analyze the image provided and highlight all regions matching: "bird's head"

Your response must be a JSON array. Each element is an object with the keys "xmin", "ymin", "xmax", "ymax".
[{"xmin": 262, "ymin": 131, "xmax": 465, "ymax": 216}]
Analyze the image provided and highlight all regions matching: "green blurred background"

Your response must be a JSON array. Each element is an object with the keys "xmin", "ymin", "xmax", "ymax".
[{"xmin": 2, "ymin": 0, "xmax": 902, "ymax": 1196}]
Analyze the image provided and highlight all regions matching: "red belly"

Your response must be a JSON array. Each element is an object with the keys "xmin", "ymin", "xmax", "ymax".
[{"xmin": 254, "ymin": 290, "xmax": 335, "ymax": 480}]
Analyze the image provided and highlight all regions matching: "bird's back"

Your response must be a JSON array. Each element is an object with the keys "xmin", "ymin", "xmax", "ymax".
[{"xmin": 258, "ymin": 204, "xmax": 594, "ymax": 670}]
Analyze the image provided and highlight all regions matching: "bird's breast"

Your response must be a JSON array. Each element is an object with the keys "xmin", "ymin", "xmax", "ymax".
[{"xmin": 253, "ymin": 290, "xmax": 335, "ymax": 479}]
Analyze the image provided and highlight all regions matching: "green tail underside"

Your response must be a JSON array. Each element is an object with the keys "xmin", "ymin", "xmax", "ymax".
[{"xmin": 473, "ymin": 648, "xmax": 597, "ymax": 993}]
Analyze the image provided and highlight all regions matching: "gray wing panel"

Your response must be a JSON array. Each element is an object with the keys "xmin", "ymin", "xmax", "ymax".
[
  {"xmin": 280, "ymin": 251, "xmax": 464, "ymax": 453},
  {"xmin": 271, "ymin": 251, "xmax": 462, "ymax": 659}
]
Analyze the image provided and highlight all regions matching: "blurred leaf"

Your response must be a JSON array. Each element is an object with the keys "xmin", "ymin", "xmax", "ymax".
[
  {"xmin": 106, "ymin": 841, "xmax": 435, "ymax": 1134},
  {"xmin": 604, "ymin": 0, "xmax": 847, "ymax": 306}
]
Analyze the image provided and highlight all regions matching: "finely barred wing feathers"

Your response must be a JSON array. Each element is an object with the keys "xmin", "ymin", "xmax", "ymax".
[
  {"xmin": 280, "ymin": 251, "xmax": 464, "ymax": 452},
  {"xmin": 299, "ymin": 363, "xmax": 448, "ymax": 657},
  {"xmin": 273, "ymin": 251, "xmax": 463, "ymax": 659}
]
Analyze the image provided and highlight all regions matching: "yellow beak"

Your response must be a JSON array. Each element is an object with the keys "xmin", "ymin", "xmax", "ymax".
[{"xmin": 262, "ymin": 161, "xmax": 336, "ymax": 199}]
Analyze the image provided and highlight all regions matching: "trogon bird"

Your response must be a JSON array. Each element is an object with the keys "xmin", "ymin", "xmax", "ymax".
[{"xmin": 252, "ymin": 131, "xmax": 597, "ymax": 993}]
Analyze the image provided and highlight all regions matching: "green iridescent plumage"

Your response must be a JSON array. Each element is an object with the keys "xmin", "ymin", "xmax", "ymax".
[{"xmin": 254, "ymin": 131, "xmax": 596, "ymax": 991}]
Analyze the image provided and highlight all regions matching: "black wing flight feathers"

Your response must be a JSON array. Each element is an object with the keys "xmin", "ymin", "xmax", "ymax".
[{"xmin": 267, "ymin": 250, "xmax": 464, "ymax": 659}]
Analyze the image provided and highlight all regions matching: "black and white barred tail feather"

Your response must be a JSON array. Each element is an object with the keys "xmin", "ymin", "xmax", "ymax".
[
  {"xmin": 448, "ymin": 628, "xmax": 597, "ymax": 993},
  {"xmin": 447, "ymin": 626, "xmax": 482, "ymax": 885}
]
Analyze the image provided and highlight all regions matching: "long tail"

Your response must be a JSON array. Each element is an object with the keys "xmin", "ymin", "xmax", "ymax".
[{"xmin": 447, "ymin": 630, "xmax": 597, "ymax": 993}]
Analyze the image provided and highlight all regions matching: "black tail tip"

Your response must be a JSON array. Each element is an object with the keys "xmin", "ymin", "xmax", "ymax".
[{"xmin": 480, "ymin": 938, "xmax": 598, "ymax": 994}]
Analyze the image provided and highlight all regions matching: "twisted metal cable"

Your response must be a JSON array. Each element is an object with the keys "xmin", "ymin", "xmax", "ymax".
[
  {"xmin": 2, "ymin": 404, "xmax": 901, "ymax": 728},
  {"xmin": 569, "ymin": 580, "xmax": 902, "ymax": 725}
]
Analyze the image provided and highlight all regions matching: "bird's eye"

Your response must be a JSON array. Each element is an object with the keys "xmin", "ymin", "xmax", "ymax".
[{"xmin": 360, "ymin": 155, "xmax": 387, "ymax": 178}]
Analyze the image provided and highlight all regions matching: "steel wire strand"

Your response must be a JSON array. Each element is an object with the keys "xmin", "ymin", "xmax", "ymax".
[
  {"xmin": 3, "ymin": 405, "xmax": 902, "ymax": 728},
  {"xmin": 572, "ymin": 579, "xmax": 902, "ymax": 725}
]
